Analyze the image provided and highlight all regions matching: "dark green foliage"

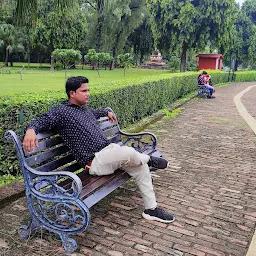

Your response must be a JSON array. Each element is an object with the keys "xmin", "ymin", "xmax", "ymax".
[
  {"xmin": 0, "ymin": 71, "xmax": 234, "ymax": 175},
  {"xmin": 147, "ymin": 0, "xmax": 236, "ymax": 72}
]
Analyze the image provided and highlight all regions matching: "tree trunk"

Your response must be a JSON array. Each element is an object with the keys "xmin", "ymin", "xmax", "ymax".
[
  {"xmin": 27, "ymin": 40, "xmax": 31, "ymax": 68},
  {"xmin": 5, "ymin": 48, "xmax": 9, "ymax": 67},
  {"xmin": 96, "ymin": 0, "xmax": 104, "ymax": 52},
  {"xmin": 180, "ymin": 44, "xmax": 187, "ymax": 72},
  {"xmin": 50, "ymin": 55, "xmax": 54, "ymax": 72},
  {"xmin": 110, "ymin": 54, "xmax": 116, "ymax": 70},
  {"xmin": 234, "ymin": 59, "xmax": 238, "ymax": 71},
  {"xmin": 38, "ymin": 53, "xmax": 43, "ymax": 69},
  {"xmin": 82, "ymin": 54, "xmax": 85, "ymax": 69},
  {"xmin": 111, "ymin": 30, "xmax": 122, "ymax": 70},
  {"xmin": 140, "ymin": 53, "xmax": 144, "ymax": 65}
]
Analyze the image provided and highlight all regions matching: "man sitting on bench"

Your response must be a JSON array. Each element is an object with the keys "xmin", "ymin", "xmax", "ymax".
[
  {"xmin": 23, "ymin": 76, "xmax": 175, "ymax": 223},
  {"xmin": 197, "ymin": 71, "xmax": 215, "ymax": 98}
]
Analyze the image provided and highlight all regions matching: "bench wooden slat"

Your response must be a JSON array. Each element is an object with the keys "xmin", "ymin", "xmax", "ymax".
[
  {"xmin": 33, "ymin": 163, "xmax": 85, "ymax": 191},
  {"xmin": 97, "ymin": 116, "xmax": 108, "ymax": 121},
  {"xmin": 83, "ymin": 171, "xmax": 130, "ymax": 208},
  {"xmin": 26, "ymin": 145, "xmax": 69, "ymax": 167},
  {"xmin": 24, "ymin": 136, "xmax": 63, "ymax": 156},
  {"xmin": 36, "ymin": 154, "xmax": 76, "ymax": 172},
  {"xmin": 80, "ymin": 174, "xmax": 117, "ymax": 198},
  {"xmin": 102, "ymin": 126, "xmax": 120, "ymax": 138},
  {"xmin": 99, "ymin": 120, "xmax": 117, "ymax": 130},
  {"xmin": 36, "ymin": 132, "xmax": 56, "ymax": 140},
  {"xmin": 79, "ymin": 169, "xmax": 127, "ymax": 200},
  {"xmin": 55, "ymin": 172, "xmax": 114, "ymax": 199},
  {"xmin": 56, "ymin": 162, "xmax": 82, "ymax": 173}
]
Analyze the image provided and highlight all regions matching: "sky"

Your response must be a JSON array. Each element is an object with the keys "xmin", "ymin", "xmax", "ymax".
[{"xmin": 236, "ymin": 0, "xmax": 245, "ymax": 6}]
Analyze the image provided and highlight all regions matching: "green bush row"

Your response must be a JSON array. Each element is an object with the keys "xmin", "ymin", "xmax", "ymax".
[
  {"xmin": 234, "ymin": 71, "xmax": 256, "ymax": 82},
  {"xmin": 0, "ymin": 71, "xmax": 232, "ymax": 175}
]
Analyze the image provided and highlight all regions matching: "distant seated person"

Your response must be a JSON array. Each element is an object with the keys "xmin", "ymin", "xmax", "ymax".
[
  {"xmin": 205, "ymin": 74, "xmax": 216, "ymax": 93},
  {"xmin": 197, "ymin": 71, "xmax": 215, "ymax": 98}
]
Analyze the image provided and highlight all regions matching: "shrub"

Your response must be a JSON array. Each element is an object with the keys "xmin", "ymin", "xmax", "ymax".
[
  {"xmin": 233, "ymin": 71, "xmax": 256, "ymax": 82},
  {"xmin": 55, "ymin": 61, "xmax": 63, "ymax": 70}
]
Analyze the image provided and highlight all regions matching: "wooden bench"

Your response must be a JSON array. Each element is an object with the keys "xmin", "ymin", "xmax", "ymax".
[{"xmin": 5, "ymin": 108, "xmax": 163, "ymax": 253}]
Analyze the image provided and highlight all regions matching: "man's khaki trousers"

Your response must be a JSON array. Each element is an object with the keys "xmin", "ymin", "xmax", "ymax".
[{"xmin": 89, "ymin": 143, "xmax": 157, "ymax": 210}]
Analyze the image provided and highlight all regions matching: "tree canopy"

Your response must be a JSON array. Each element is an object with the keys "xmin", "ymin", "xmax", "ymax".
[
  {"xmin": 1, "ymin": 0, "xmax": 256, "ymax": 71},
  {"xmin": 147, "ymin": 0, "xmax": 236, "ymax": 71}
]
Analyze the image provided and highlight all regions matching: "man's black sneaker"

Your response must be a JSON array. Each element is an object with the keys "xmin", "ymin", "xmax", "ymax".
[
  {"xmin": 207, "ymin": 95, "xmax": 215, "ymax": 99},
  {"xmin": 148, "ymin": 156, "xmax": 169, "ymax": 169},
  {"xmin": 142, "ymin": 208, "xmax": 175, "ymax": 223}
]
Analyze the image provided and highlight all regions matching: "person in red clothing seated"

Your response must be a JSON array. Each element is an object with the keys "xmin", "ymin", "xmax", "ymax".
[
  {"xmin": 197, "ymin": 71, "xmax": 215, "ymax": 98},
  {"xmin": 205, "ymin": 74, "xmax": 216, "ymax": 93}
]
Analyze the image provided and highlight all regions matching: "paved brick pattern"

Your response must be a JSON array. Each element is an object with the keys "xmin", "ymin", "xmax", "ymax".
[{"xmin": 1, "ymin": 82, "xmax": 256, "ymax": 256}]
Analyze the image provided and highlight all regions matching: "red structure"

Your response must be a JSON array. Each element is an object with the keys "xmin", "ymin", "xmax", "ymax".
[{"xmin": 196, "ymin": 54, "xmax": 223, "ymax": 70}]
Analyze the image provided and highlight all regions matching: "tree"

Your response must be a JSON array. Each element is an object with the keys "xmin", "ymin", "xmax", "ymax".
[
  {"xmin": 83, "ymin": 0, "xmax": 147, "ymax": 69},
  {"xmin": 242, "ymin": 0, "xmax": 256, "ymax": 68},
  {"xmin": 117, "ymin": 53, "xmax": 133, "ymax": 75},
  {"xmin": 14, "ymin": 0, "xmax": 76, "ymax": 25},
  {"xmin": 127, "ymin": 18, "xmax": 154, "ymax": 65},
  {"xmin": 224, "ymin": 0, "xmax": 256, "ymax": 70},
  {"xmin": 0, "ymin": 0, "xmax": 16, "ymax": 24},
  {"xmin": 97, "ymin": 52, "xmax": 112, "ymax": 69},
  {"xmin": 35, "ymin": 1, "xmax": 87, "ymax": 51},
  {"xmin": 0, "ymin": 24, "xmax": 24, "ymax": 66},
  {"xmin": 102, "ymin": 53, "xmax": 113, "ymax": 69},
  {"xmin": 147, "ymin": 0, "xmax": 237, "ymax": 72},
  {"xmin": 242, "ymin": 0, "xmax": 256, "ymax": 25},
  {"xmin": 248, "ymin": 26, "xmax": 256, "ymax": 68},
  {"xmin": 80, "ymin": 1, "xmax": 121, "ymax": 52},
  {"xmin": 85, "ymin": 49, "xmax": 99, "ymax": 70},
  {"xmin": 52, "ymin": 49, "xmax": 81, "ymax": 77},
  {"xmin": 224, "ymin": 4, "xmax": 253, "ymax": 70},
  {"xmin": 109, "ymin": 0, "xmax": 147, "ymax": 69}
]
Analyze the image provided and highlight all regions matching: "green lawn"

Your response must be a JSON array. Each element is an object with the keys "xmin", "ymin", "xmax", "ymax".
[{"xmin": 0, "ymin": 65, "xmax": 172, "ymax": 96}]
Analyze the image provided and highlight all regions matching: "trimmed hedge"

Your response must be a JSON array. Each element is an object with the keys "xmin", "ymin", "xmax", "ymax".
[
  {"xmin": 0, "ymin": 71, "xmax": 231, "ymax": 175},
  {"xmin": 233, "ymin": 71, "xmax": 256, "ymax": 82}
]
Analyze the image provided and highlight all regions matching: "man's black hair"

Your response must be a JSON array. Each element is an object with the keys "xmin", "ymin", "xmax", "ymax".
[
  {"xmin": 202, "ymin": 71, "xmax": 208, "ymax": 75},
  {"xmin": 66, "ymin": 76, "xmax": 89, "ymax": 98}
]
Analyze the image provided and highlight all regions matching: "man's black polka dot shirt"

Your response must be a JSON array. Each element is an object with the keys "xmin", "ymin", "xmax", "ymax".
[{"xmin": 25, "ymin": 100, "xmax": 109, "ymax": 166}]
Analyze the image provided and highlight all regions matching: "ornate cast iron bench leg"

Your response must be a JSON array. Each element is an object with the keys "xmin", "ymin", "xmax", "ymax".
[{"xmin": 21, "ymin": 192, "xmax": 91, "ymax": 253}]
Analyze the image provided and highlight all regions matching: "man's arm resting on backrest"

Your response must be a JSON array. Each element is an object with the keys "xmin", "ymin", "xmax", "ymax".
[
  {"xmin": 23, "ymin": 108, "xmax": 58, "ymax": 153},
  {"xmin": 91, "ymin": 109, "xmax": 117, "ymax": 122}
]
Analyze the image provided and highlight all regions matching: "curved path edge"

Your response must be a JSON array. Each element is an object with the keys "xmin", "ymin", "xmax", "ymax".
[
  {"xmin": 234, "ymin": 85, "xmax": 256, "ymax": 136},
  {"xmin": 234, "ymin": 85, "xmax": 256, "ymax": 256}
]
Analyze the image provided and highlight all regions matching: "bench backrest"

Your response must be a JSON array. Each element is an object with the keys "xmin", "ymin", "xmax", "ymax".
[{"xmin": 6, "ymin": 109, "xmax": 121, "ymax": 179}]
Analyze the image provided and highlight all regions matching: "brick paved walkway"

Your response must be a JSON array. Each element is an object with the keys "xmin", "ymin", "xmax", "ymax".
[{"xmin": 1, "ymin": 82, "xmax": 256, "ymax": 256}]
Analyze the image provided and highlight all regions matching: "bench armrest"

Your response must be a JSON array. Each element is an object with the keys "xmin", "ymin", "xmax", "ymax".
[
  {"xmin": 24, "ymin": 162, "xmax": 82, "ymax": 199},
  {"xmin": 119, "ymin": 130, "xmax": 157, "ymax": 151}
]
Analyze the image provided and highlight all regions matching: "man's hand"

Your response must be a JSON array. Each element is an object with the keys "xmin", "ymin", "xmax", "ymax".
[
  {"xmin": 23, "ymin": 129, "xmax": 38, "ymax": 153},
  {"xmin": 108, "ymin": 112, "xmax": 117, "ymax": 123}
]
